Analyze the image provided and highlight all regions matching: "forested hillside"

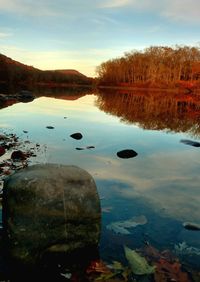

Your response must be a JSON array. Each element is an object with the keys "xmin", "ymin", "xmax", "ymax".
[
  {"xmin": 96, "ymin": 46, "xmax": 200, "ymax": 88},
  {"xmin": 0, "ymin": 54, "xmax": 93, "ymax": 86}
]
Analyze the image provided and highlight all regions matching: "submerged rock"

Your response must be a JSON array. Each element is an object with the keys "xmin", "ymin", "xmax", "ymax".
[
  {"xmin": 46, "ymin": 126, "xmax": 55, "ymax": 129},
  {"xmin": 70, "ymin": 132, "xmax": 83, "ymax": 140},
  {"xmin": 3, "ymin": 164, "xmax": 101, "ymax": 272},
  {"xmin": 117, "ymin": 149, "xmax": 138, "ymax": 159},
  {"xmin": 183, "ymin": 222, "xmax": 200, "ymax": 231},
  {"xmin": 180, "ymin": 139, "xmax": 200, "ymax": 147}
]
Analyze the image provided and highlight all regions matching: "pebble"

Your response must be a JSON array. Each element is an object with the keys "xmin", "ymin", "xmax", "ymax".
[
  {"xmin": 70, "ymin": 132, "xmax": 83, "ymax": 140},
  {"xmin": 117, "ymin": 149, "xmax": 138, "ymax": 159}
]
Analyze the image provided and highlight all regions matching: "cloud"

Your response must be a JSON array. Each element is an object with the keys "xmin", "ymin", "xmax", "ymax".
[
  {"xmin": 0, "ymin": 32, "xmax": 12, "ymax": 38},
  {"xmin": 0, "ymin": 0, "xmax": 200, "ymax": 24},
  {"xmin": 0, "ymin": 0, "xmax": 59, "ymax": 16},
  {"xmin": 100, "ymin": 0, "xmax": 200, "ymax": 24},
  {"xmin": 100, "ymin": 0, "xmax": 132, "ymax": 8},
  {"xmin": 160, "ymin": 0, "xmax": 200, "ymax": 24}
]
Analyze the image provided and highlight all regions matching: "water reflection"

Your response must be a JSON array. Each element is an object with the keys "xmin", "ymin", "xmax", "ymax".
[
  {"xmin": 96, "ymin": 89, "xmax": 200, "ymax": 136},
  {"xmin": 1, "ymin": 87, "xmax": 200, "ymax": 277}
]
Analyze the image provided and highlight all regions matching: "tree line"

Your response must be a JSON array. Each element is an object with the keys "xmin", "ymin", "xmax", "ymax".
[{"xmin": 96, "ymin": 46, "xmax": 200, "ymax": 87}]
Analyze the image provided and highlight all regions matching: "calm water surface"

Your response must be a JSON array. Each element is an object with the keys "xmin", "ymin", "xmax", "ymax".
[{"xmin": 1, "ymin": 89, "xmax": 200, "ymax": 276}]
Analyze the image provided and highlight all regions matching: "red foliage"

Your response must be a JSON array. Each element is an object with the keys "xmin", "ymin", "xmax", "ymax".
[
  {"xmin": 154, "ymin": 259, "xmax": 191, "ymax": 282},
  {"xmin": 86, "ymin": 260, "xmax": 111, "ymax": 274}
]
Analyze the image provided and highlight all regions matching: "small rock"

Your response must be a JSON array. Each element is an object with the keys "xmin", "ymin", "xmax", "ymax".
[
  {"xmin": 17, "ymin": 91, "xmax": 35, "ymax": 102},
  {"xmin": 180, "ymin": 139, "xmax": 200, "ymax": 147},
  {"xmin": 11, "ymin": 150, "xmax": 27, "ymax": 161},
  {"xmin": 0, "ymin": 134, "xmax": 8, "ymax": 141},
  {"xmin": 0, "ymin": 146, "xmax": 5, "ymax": 157},
  {"xmin": 46, "ymin": 126, "xmax": 54, "ymax": 129},
  {"xmin": 117, "ymin": 149, "xmax": 138, "ymax": 159},
  {"xmin": 183, "ymin": 222, "xmax": 200, "ymax": 231},
  {"xmin": 70, "ymin": 133, "xmax": 83, "ymax": 140}
]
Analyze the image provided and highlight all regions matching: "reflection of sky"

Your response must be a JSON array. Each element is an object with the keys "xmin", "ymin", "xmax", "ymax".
[{"xmin": 1, "ymin": 94, "xmax": 200, "ymax": 222}]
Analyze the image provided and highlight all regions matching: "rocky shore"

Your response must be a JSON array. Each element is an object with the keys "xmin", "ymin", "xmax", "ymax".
[{"xmin": 0, "ymin": 90, "xmax": 35, "ymax": 109}]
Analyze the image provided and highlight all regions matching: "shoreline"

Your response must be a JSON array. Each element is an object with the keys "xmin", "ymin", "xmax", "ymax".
[{"xmin": 97, "ymin": 85, "xmax": 200, "ymax": 94}]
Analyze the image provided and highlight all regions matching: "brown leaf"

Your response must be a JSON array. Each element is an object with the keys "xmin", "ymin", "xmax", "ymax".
[
  {"xmin": 86, "ymin": 260, "xmax": 111, "ymax": 274},
  {"xmin": 154, "ymin": 258, "xmax": 191, "ymax": 282}
]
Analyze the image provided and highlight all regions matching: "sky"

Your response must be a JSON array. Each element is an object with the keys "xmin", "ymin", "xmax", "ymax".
[{"xmin": 0, "ymin": 0, "xmax": 200, "ymax": 77}]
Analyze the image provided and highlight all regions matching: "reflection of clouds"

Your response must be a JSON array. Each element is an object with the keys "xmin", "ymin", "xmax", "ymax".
[
  {"xmin": 2, "ymin": 94, "xmax": 200, "ymax": 223},
  {"xmin": 89, "ymin": 150, "xmax": 200, "ymax": 222}
]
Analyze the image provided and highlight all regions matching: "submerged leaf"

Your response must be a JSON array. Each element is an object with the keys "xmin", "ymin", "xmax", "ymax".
[
  {"xmin": 102, "ymin": 206, "xmax": 113, "ymax": 213},
  {"xmin": 124, "ymin": 245, "xmax": 155, "ymax": 275},
  {"xmin": 111, "ymin": 261, "xmax": 124, "ymax": 271},
  {"xmin": 106, "ymin": 215, "xmax": 147, "ymax": 234}
]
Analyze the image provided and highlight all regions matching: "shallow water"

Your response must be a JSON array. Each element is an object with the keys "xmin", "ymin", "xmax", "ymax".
[{"xmin": 1, "ymin": 88, "xmax": 200, "ymax": 277}]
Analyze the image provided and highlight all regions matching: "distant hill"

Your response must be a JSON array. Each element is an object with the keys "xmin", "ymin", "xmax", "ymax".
[
  {"xmin": 55, "ymin": 69, "xmax": 88, "ymax": 78},
  {"xmin": 0, "ymin": 53, "xmax": 93, "ymax": 86}
]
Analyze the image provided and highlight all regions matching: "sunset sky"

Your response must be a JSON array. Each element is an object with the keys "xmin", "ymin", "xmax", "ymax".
[{"xmin": 0, "ymin": 0, "xmax": 200, "ymax": 77}]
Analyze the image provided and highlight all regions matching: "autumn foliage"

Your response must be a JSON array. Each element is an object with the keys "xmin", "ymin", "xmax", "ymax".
[{"xmin": 96, "ymin": 45, "xmax": 200, "ymax": 88}]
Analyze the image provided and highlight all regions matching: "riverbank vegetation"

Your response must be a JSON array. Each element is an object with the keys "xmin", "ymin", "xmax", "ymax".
[{"xmin": 96, "ymin": 46, "xmax": 200, "ymax": 90}]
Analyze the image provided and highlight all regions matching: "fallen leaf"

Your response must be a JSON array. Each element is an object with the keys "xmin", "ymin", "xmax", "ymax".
[
  {"xmin": 154, "ymin": 259, "xmax": 191, "ymax": 282},
  {"xmin": 124, "ymin": 245, "xmax": 155, "ymax": 275},
  {"xmin": 87, "ymin": 260, "xmax": 111, "ymax": 274}
]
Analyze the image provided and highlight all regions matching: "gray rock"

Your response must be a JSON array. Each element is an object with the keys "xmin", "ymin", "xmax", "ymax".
[{"xmin": 3, "ymin": 164, "xmax": 101, "ymax": 269}]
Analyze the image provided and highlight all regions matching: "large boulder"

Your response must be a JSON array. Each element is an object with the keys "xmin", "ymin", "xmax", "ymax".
[{"xmin": 3, "ymin": 164, "xmax": 101, "ymax": 275}]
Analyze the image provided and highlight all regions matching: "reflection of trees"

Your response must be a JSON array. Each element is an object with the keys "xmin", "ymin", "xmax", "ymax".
[{"xmin": 96, "ymin": 90, "xmax": 200, "ymax": 136}]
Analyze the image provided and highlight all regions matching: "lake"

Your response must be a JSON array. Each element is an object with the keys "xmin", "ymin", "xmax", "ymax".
[{"xmin": 0, "ymin": 87, "xmax": 200, "ymax": 280}]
